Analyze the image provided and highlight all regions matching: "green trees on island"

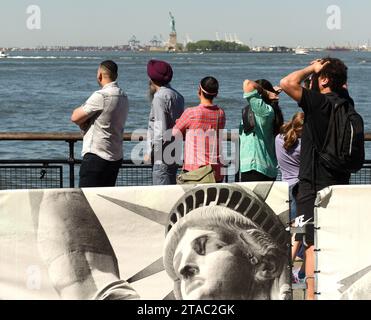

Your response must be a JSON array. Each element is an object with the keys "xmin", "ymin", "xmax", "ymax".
[{"xmin": 186, "ymin": 40, "xmax": 250, "ymax": 52}]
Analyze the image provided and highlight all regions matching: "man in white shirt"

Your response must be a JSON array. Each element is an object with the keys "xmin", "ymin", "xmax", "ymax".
[{"xmin": 71, "ymin": 60, "xmax": 129, "ymax": 187}]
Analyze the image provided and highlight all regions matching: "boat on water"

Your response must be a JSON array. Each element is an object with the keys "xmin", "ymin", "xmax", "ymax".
[
  {"xmin": 294, "ymin": 47, "xmax": 309, "ymax": 55},
  {"xmin": 0, "ymin": 51, "xmax": 9, "ymax": 58}
]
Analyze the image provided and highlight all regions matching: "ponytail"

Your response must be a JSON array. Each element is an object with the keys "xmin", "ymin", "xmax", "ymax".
[{"xmin": 280, "ymin": 112, "xmax": 304, "ymax": 151}]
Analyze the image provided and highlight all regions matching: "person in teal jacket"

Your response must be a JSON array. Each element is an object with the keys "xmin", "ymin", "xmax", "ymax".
[{"xmin": 239, "ymin": 79, "xmax": 284, "ymax": 181}]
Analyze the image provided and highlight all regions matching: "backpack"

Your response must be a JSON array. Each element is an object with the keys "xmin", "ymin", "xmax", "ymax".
[
  {"xmin": 242, "ymin": 101, "xmax": 256, "ymax": 135},
  {"xmin": 315, "ymin": 95, "xmax": 365, "ymax": 174}
]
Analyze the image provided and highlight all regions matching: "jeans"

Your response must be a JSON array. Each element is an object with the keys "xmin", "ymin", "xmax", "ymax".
[
  {"xmin": 79, "ymin": 153, "xmax": 122, "ymax": 188},
  {"xmin": 152, "ymin": 163, "xmax": 178, "ymax": 185}
]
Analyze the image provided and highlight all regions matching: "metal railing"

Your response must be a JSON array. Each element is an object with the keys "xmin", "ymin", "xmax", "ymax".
[{"xmin": 0, "ymin": 131, "xmax": 371, "ymax": 189}]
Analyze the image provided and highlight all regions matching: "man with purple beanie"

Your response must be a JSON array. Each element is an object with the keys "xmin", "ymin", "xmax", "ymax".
[{"xmin": 145, "ymin": 59, "xmax": 184, "ymax": 185}]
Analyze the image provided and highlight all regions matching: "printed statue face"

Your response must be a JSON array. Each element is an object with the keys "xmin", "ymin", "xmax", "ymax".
[{"xmin": 172, "ymin": 227, "xmax": 256, "ymax": 300}]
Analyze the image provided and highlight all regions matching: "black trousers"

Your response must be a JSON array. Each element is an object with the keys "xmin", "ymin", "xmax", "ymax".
[
  {"xmin": 294, "ymin": 181, "xmax": 317, "ymax": 246},
  {"xmin": 79, "ymin": 153, "xmax": 122, "ymax": 188},
  {"xmin": 240, "ymin": 170, "xmax": 276, "ymax": 182},
  {"xmin": 294, "ymin": 180, "xmax": 337, "ymax": 246}
]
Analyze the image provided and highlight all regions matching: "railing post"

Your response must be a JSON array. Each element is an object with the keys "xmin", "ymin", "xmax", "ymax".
[
  {"xmin": 235, "ymin": 171, "xmax": 240, "ymax": 182},
  {"xmin": 67, "ymin": 140, "xmax": 76, "ymax": 188}
]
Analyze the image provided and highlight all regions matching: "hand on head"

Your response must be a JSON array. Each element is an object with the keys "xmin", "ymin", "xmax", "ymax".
[
  {"xmin": 310, "ymin": 59, "xmax": 331, "ymax": 74},
  {"xmin": 267, "ymin": 91, "xmax": 279, "ymax": 102},
  {"xmin": 273, "ymin": 86, "xmax": 283, "ymax": 94}
]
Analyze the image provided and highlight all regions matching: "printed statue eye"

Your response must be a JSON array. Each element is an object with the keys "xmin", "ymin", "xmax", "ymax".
[
  {"xmin": 192, "ymin": 235, "xmax": 229, "ymax": 256},
  {"xmin": 192, "ymin": 236, "xmax": 207, "ymax": 255},
  {"xmin": 205, "ymin": 240, "xmax": 227, "ymax": 252}
]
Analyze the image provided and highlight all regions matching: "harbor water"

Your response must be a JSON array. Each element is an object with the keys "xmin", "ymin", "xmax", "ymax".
[{"xmin": 0, "ymin": 50, "xmax": 371, "ymax": 161}]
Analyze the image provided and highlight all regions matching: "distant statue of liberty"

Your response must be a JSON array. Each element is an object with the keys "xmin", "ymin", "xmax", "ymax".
[{"xmin": 169, "ymin": 12, "xmax": 176, "ymax": 33}]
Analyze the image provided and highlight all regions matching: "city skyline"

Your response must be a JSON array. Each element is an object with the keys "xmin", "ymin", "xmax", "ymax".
[{"xmin": 1, "ymin": 0, "xmax": 371, "ymax": 48}]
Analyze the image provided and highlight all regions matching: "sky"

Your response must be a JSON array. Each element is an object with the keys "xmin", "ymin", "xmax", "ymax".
[{"xmin": 0, "ymin": 0, "xmax": 370, "ymax": 48}]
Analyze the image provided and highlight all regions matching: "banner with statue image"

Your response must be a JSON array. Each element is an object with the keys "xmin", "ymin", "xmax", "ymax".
[
  {"xmin": 0, "ymin": 182, "xmax": 291, "ymax": 300},
  {"xmin": 315, "ymin": 185, "xmax": 371, "ymax": 300}
]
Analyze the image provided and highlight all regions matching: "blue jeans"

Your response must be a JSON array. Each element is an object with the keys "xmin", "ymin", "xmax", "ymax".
[{"xmin": 152, "ymin": 163, "xmax": 178, "ymax": 185}]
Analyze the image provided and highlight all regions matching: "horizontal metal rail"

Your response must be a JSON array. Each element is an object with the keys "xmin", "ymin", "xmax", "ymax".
[{"xmin": 1, "ymin": 131, "xmax": 371, "ymax": 141}]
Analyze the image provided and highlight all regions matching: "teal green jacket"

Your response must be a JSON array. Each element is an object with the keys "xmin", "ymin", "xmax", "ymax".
[{"xmin": 239, "ymin": 90, "xmax": 277, "ymax": 178}]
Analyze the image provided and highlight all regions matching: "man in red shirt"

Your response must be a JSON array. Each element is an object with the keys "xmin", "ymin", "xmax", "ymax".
[{"xmin": 172, "ymin": 77, "xmax": 226, "ymax": 182}]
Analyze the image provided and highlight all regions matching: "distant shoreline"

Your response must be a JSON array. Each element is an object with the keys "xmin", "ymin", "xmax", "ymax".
[
  {"xmin": 2, "ymin": 49, "xmax": 371, "ymax": 57},
  {"xmin": 3, "ymin": 48, "xmax": 369, "ymax": 54}
]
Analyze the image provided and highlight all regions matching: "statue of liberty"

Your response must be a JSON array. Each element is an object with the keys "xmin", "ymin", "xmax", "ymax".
[{"xmin": 169, "ymin": 12, "xmax": 176, "ymax": 33}]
